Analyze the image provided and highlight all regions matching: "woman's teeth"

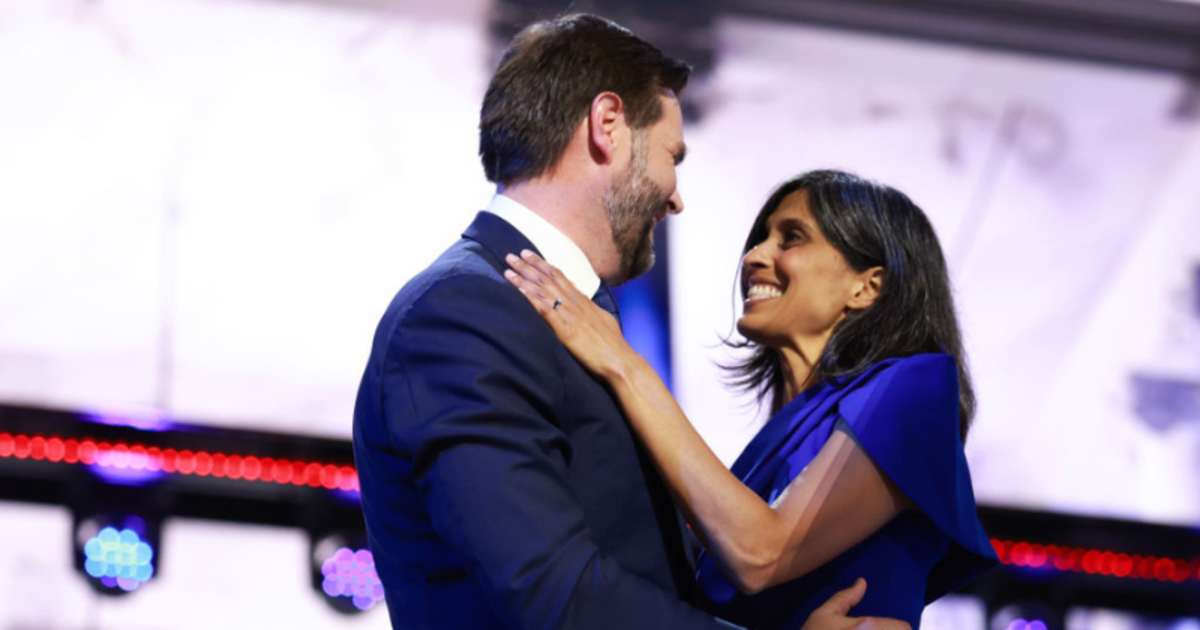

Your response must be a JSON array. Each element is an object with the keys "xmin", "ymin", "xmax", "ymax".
[{"xmin": 746, "ymin": 285, "xmax": 783, "ymax": 302}]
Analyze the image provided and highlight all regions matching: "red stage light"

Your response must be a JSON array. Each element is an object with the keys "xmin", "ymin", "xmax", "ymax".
[
  {"xmin": 1111, "ymin": 553, "xmax": 1133, "ymax": 577},
  {"xmin": 79, "ymin": 440, "xmax": 98, "ymax": 464},
  {"xmin": 46, "ymin": 438, "xmax": 65, "ymax": 462},
  {"xmin": 0, "ymin": 431, "xmax": 359, "ymax": 496},
  {"xmin": 989, "ymin": 538, "xmax": 1198, "ymax": 585}
]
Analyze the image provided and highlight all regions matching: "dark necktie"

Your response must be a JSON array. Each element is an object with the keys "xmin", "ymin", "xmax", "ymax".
[{"xmin": 591, "ymin": 283, "xmax": 620, "ymax": 321}]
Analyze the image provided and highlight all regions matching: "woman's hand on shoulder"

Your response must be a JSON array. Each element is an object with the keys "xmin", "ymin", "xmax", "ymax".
[{"xmin": 504, "ymin": 250, "xmax": 636, "ymax": 382}]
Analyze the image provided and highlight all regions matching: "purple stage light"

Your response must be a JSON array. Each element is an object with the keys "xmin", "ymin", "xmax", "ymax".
[
  {"xmin": 1005, "ymin": 620, "xmax": 1048, "ymax": 630},
  {"xmin": 88, "ymin": 446, "xmax": 166, "ymax": 485},
  {"xmin": 82, "ymin": 408, "xmax": 174, "ymax": 432},
  {"xmin": 320, "ymin": 546, "xmax": 384, "ymax": 611}
]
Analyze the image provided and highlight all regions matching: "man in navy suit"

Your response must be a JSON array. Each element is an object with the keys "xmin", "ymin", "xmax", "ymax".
[{"xmin": 353, "ymin": 13, "xmax": 889, "ymax": 630}]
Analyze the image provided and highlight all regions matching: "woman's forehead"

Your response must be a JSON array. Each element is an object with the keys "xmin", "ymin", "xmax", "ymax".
[{"xmin": 767, "ymin": 191, "xmax": 816, "ymax": 228}]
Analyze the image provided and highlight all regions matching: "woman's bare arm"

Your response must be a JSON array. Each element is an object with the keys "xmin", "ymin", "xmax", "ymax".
[{"xmin": 610, "ymin": 353, "xmax": 907, "ymax": 593}]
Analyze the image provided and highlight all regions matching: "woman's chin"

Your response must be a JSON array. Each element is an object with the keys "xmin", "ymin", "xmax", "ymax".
[{"xmin": 736, "ymin": 317, "xmax": 764, "ymax": 343}]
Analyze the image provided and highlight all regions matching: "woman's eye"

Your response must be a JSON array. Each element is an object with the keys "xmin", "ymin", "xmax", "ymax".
[{"xmin": 781, "ymin": 230, "xmax": 805, "ymax": 246}]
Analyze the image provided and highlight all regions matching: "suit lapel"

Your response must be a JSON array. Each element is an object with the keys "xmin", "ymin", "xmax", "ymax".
[{"xmin": 463, "ymin": 209, "xmax": 693, "ymax": 593}]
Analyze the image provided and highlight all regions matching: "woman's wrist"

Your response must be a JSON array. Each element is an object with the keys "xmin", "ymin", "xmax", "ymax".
[{"xmin": 601, "ymin": 347, "xmax": 647, "ymax": 388}]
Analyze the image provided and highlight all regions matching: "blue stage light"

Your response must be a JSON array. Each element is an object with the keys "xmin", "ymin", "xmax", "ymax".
[
  {"xmin": 82, "ymin": 526, "xmax": 155, "ymax": 591},
  {"xmin": 74, "ymin": 513, "xmax": 160, "ymax": 596}
]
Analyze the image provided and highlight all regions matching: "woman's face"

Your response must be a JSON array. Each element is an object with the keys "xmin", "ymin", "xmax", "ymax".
[{"xmin": 736, "ymin": 190, "xmax": 877, "ymax": 351}]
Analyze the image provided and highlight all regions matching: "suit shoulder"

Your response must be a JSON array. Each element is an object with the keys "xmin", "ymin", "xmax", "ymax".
[
  {"xmin": 375, "ymin": 239, "xmax": 552, "ymax": 350},
  {"xmin": 382, "ymin": 240, "xmax": 505, "ymax": 321}
]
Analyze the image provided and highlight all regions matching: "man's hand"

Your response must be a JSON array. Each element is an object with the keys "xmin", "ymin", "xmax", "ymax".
[{"xmin": 801, "ymin": 578, "xmax": 912, "ymax": 630}]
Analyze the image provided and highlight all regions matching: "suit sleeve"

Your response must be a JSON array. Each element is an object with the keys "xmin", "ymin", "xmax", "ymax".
[{"xmin": 383, "ymin": 272, "xmax": 725, "ymax": 630}]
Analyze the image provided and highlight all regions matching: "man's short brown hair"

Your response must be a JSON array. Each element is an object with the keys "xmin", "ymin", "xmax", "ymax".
[{"xmin": 479, "ymin": 14, "xmax": 690, "ymax": 185}]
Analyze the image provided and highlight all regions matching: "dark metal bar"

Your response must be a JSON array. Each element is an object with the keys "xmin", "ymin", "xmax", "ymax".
[
  {"xmin": 484, "ymin": 0, "xmax": 1200, "ymax": 76},
  {"xmin": 726, "ymin": 0, "xmax": 1200, "ymax": 76}
]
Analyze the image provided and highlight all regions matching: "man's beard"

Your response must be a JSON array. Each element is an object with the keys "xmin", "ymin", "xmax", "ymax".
[{"xmin": 603, "ymin": 133, "xmax": 669, "ymax": 284}]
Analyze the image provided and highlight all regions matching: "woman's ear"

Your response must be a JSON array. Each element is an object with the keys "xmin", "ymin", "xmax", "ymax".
[
  {"xmin": 587, "ymin": 91, "xmax": 625, "ymax": 164},
  {"xmin": 847, "ymin": 267, "xmax": 884, "ymax": 311}
]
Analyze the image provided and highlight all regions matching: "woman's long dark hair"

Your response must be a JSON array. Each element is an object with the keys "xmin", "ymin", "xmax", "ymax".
[{"xmin": 724, "ymin": 170, "xmax": 976, "ymax": 439}]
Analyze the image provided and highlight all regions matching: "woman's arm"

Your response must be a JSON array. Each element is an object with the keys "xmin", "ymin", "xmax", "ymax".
[
  {"xmin": 611, "ymin": 354, "xmax": 908, "ymax": 593},
  {"xmin": 504, "ymin": 250, "xmax": 908, "ymax": 593}
]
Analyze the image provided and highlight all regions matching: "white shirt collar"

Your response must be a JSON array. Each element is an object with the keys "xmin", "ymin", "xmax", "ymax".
[{"xmin": 485, "ymin": 193, "xmax": 602, "ymax": 298}]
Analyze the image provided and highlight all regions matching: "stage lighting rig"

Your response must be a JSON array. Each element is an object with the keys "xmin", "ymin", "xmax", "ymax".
[
  {"xmin": 309, "ymin": 529, "xmax": 384, "ymax": 614},
  {"xmin": 73, "ymin": 512, "xmax": 162, "ymax": 596}
]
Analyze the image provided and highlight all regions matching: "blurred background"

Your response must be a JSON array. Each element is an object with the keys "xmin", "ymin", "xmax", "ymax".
[{"xmin": 2, "ymin": 0, "xmax": 1199, "ymax": 628}]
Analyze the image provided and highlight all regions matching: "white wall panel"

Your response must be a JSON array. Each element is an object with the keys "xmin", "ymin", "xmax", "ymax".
[{"xmin": 0, "ymin": 0, "xmax": 494, "ymax": 437}]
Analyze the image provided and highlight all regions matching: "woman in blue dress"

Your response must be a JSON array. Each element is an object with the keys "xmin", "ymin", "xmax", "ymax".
[{"xmin": 503, "ymin": 169, "xmax": 997, "ymax": 628}]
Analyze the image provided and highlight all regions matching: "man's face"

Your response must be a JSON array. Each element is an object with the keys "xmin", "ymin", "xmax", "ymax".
[{"xmin": 603, "ymin": 95, "xmax": 686, "ymax": 283}]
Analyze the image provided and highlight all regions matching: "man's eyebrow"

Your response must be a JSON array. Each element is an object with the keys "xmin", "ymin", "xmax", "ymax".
[{"xmin": 673, "ymin": 142, "xmax": 687, "ymax": 166}]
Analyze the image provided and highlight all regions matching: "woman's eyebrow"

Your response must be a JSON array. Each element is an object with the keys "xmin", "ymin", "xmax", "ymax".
[{"xmin": 774, "ymin": 216, "xmax": 809, "ymax": 234}]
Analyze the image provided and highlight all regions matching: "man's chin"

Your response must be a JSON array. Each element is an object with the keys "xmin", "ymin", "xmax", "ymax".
[
  {"xmin": 614, "ymin": 246, "xmax": 656, "ymax": 285},
  {"xmin": 635, "ymin": 250, "xmax": 656, "ymax": 277},
  {"xmin": 610, "ymin": 210, "xmax": 661, "ymax": 283}
]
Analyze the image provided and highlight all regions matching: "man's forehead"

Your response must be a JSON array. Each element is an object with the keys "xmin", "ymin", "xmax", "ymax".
[
  {"xmin": 659, "ymin": 92, "xmax": 683, "ymax": 123},
  {"xmin": 655, "ymin": 93, "xmax": 685, "ymax": 139}
]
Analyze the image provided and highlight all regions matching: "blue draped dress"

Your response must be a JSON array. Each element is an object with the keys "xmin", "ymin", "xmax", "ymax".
[{"xmin": 695, "ymin": 353, "xmax": 997, "ymax": 628}]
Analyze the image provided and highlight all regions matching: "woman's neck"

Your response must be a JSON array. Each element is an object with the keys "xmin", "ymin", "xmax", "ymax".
[
  {"xmin": 777, "ymin": 346, "xmax": 814, "ymax": 403},
  {"xmin": 776, "ymin": 329, "xmax": 836, "ymax": 401}
]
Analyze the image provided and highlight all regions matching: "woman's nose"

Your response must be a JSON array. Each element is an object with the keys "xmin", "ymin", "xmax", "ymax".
[{"xmin": 743, "ymin": 242, "xmax": 769, "ymax": 267}]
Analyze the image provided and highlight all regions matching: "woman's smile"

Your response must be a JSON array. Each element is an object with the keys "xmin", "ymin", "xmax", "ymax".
[{"xmin": 745, "ymin": 283, "xmax": 784, "ymax": 305}]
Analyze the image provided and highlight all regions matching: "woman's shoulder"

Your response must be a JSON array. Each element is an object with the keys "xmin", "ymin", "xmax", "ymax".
[
  {"xmin": 837, "ymin": 352, "xmax": 996, "ymax": 598},
  {"xmin": 869, "ymin": 351, "xmax": 955, "ymax": 380},
  {"xmin": 845, "ymin": 352, "xmax": 957, "ymax": 408}
]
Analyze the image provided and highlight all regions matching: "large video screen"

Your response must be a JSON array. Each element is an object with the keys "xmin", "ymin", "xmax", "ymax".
[{"xmin": 668, "ymin": 17, "xmax": 1200, "ymax": 527}]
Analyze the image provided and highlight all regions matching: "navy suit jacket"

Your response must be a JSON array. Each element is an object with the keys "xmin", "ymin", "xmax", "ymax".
[{"xmin": 352, "ymin": 212, "xmax": 724, "ymax": 629}]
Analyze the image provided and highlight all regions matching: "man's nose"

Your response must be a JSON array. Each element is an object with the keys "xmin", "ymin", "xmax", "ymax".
[{"xmin": 666, "ymin": 190, "xmax": 684, "ymax": 215}]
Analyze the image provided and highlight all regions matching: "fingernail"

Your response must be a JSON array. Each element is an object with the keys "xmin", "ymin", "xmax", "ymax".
[
  {"xmin": 520, "ymin": 249, "xmax": 534, "ymax": 259},
  {"xmin": 505, "ymin": 253, "xmax": 519, "ymax": 263},
  {"xmin": 503, "ymin": 269, "xmax": 516, "ymax": 279}
]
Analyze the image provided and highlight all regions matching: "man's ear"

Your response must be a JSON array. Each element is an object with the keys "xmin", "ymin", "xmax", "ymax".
[
  {"xmin": 847, "ymin": 267, "xmax": 884, "ymax": 311},
  {"xmin": 587, "ymin": 91, "xmax": 625, "ymax": 164}
]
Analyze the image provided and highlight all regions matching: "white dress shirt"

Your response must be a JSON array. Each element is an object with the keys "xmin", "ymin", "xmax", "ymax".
[{"xmin": 485, "ymin": 193, "xmax": 602, "ymax": 298}]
